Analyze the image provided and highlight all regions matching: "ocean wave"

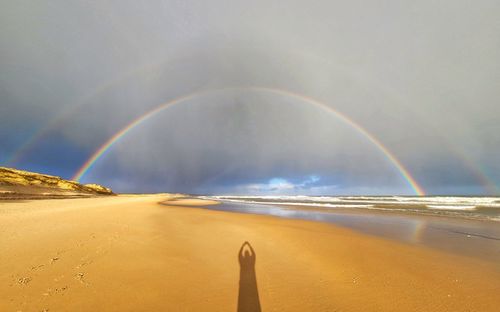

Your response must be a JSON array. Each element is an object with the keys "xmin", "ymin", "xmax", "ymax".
[
  {"xmin": 427, "ymin": 205, "xmax": 477, "ymax": 211},
  {"xmin": 202, "ymin": 195, "xmax": 500, "ymax": 221}
]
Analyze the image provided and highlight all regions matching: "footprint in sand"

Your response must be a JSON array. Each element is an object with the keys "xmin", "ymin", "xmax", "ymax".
[
  {"xmin": 76, "ymin": 259, "xmax": 93, "ymax": 269},
  {"xmin": 43, "ymin": 285, "xmax": 68, "ymax": 297},
  {"xmin": 75, "ymin": 272, "xmax": 89, "ymax": 285},
  {"xmin": 17, "ymin": 277, "xmax": 31, "ymax": 285},
  {"xmin": 30, "ymin": 264, "xmax": 45, "ymax": 270}
]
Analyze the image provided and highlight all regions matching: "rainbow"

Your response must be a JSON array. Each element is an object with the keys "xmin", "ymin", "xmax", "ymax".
[
  {"xmin": 72, "ymin": 87, "xmax": 426, "ymax": 195},
  {"xmin": 5, "ymin": 86, "xmax": 497, "ymax": 195},
  {"xmin": 4, "ymin": 52, "xmax": 497, "ymax": 194}
]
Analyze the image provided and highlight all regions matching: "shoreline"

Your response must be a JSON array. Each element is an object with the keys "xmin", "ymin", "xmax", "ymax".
[
  {"xmin": 204, "ymin": 196, "xmax": 500, "ymax": 222},
  {"xmin": 193, "ymin": 199, "xmax": 500, "ymax": 265},
  {"xmin": 1, "ymin": 195, "xmax": 499, "ymax": 311}
]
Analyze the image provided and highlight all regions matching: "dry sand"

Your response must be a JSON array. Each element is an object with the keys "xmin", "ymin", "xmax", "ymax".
[{"xmin": 1, "ymin": 195, "xmax": 499, "ymax": 311}]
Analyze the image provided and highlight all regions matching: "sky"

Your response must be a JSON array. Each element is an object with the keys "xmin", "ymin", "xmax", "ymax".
[{"xmin": 1, "ymin": 0, "xmax": 499, "ymax": 195}]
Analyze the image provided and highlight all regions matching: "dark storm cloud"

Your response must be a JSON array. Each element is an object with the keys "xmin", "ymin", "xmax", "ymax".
[{"xmin": 1, "ymin": 1, "xmax": 499, "ymax": 194}]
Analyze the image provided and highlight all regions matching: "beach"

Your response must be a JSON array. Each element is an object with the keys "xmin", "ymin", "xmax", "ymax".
[{"xmin": 1, "ymin": 195, "xmax": 499, "ymax": 311}]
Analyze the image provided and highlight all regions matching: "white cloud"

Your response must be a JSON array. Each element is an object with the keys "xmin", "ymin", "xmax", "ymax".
[{"xmin": 234, "ymin": 176, "xmax": 338, "ymax": 195}]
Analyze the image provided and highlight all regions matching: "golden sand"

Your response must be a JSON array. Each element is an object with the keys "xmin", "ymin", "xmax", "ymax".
[{"xmin": 1, "ymin": 195, "xmax": 499, "ymax": 311}]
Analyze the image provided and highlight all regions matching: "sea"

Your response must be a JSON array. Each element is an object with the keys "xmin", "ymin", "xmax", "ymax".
[{"xmin": 203, "ymin": 195, "xmax": 500, "ymax": 221}]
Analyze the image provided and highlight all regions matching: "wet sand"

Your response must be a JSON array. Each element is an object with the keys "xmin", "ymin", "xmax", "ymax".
[
  {"xmin": 1, "ymin": 195, "xmax": 500, "ymax": 311},
  {"xmin": 205, "ymin": 201, "xmax": 500, "ymax": 264}
]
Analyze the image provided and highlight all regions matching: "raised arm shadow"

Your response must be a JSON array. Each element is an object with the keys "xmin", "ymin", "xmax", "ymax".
[{"xmin": 237, "ymin": 241, "xmax": 261, "ymax": 312}]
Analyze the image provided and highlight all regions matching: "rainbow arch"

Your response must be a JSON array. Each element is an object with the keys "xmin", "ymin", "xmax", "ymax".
[{"xmin": 72, "ymin": 87, "xmax": 426, "ymax": 195}]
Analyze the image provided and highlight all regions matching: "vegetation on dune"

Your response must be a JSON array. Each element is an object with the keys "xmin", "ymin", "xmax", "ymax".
[{"xmin": 0, "ymin": 166, "xmax": 113, "ymax": 196}]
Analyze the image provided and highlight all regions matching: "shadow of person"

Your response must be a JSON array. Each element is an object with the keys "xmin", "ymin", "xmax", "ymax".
[{"xmin": 237, "ymin": 241, "xmax": 261, "ymax": 312}]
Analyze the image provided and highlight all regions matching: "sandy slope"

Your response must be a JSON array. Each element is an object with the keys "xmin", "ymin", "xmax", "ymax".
[
  {"xmin": 0, "ymin": 166, "xmax": 113, "ymax": 199},
  {"xmin": 1, "ymin": 195, "xmax": 499, "ymax": 311}
]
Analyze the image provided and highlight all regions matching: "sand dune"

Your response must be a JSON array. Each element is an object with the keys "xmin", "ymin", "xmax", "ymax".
[
  {"xmin": 0, "ymin": 167, "xmax": 113, "ymax": 199},
  {"xmin": 1, "ymin": 195, "xmax": 499, "ymax": 311}
]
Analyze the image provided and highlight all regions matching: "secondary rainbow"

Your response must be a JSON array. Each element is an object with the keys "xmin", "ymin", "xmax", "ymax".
[
  {"xmin": 5, "ymin": 59, "xmax": 177, "ymax": 167},
  {"xmin": 72, "ymin": 86, "xmax": 426, "ymax": 195}
]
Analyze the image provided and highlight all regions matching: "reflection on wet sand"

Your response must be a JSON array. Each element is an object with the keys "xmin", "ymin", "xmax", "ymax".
[{"xmin": 204, "ymin": 201, "xmax": 500, "ymax": 264}]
